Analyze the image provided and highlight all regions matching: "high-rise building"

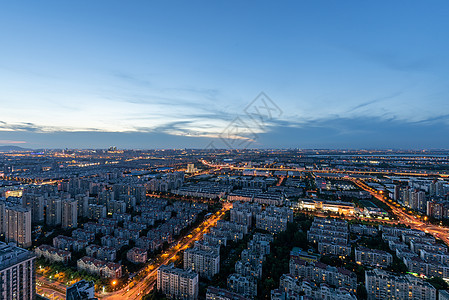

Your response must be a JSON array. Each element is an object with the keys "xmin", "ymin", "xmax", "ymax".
[
  {"xmin": 75, "ymin": 194, "xmax": 89, "ymax": 218},
  {"xmin": 183, "ymin": 248, "xmax": 220, "ymax": 279},
  {"xmin": 429, "ymin": 181, "xmax": 436, "ymax": 196},
  {"xmin": 107, "ymin": 200, "xmax": 126, "ymax": 215},
  {"xmin": 5, "ymin": 206, "xmax": 32, "ymax": 248},
  {"xmin": 22, "ymin": 194, "xmax": 45, "ymax": 223},
  {"xmin": 0, "ymin": 241, "xmax": 36, "ymax": 300},
  {"xmin": 436, "ymin": 181, "xmax": 445, "ymax": 197},
  {"xmin": 62, "ymin": 199, "xmax": 78, "ymax": 229},
  {"xmin": 187, "ymin": 164, "xmax": 196, "ymax": 173},
  {"xmin": 0, "ymin": 202, "xmax": 6, "ymax": 236},
  {"xmin": 157, "ymin": 263, "xmax": 198, "ymax": 300},
  {"xmin": 46, "ymin": 197, "xmax": 62, "ymax": 226},
  {"xmin": 88, "ymin": 204, "xmax": 107, "ymax": 220}
]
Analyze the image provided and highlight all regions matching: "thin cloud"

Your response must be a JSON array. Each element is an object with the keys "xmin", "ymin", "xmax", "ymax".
[
  {"xmin": 346, "ymin": 91, "xmax": 403, "ymax": 113},
  {"xmin": 0, "ymin": 140, "xmax": 27, "ymax": 144}
]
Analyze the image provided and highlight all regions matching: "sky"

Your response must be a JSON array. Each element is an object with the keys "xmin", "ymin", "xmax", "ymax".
[{"xmin": 1, "ymin": 1, "xmax": 449, "ymax": 149}]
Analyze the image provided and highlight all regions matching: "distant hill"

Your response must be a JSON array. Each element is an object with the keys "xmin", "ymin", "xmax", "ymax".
[{"xmin": 0, "ymin": 146, "xmax": 31, "ymax": 152}]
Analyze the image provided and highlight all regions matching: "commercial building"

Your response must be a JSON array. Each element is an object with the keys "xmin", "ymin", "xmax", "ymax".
[{"xmin": 297, "ymin": 199, "xmax": 355, "ymax": 215}]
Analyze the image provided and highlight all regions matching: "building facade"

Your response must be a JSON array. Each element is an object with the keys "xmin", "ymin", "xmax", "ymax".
[
  {"xmin": 0, "ymin": 242, "xmax": 36, "ymax": 300},
  {"xmin": 157, "ymin": 264, "xmax": 199, "ymax": 300}
]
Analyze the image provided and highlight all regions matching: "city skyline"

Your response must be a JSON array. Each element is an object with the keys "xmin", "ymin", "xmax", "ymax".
[{"xmin": 1, "ymin": 1, "xmax": 449, "ymax": 149}]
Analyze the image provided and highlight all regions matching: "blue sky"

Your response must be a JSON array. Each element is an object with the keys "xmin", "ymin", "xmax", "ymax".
[{"xmin": 1, "ymin": 1, "xmax": 449, "ymax": 149}]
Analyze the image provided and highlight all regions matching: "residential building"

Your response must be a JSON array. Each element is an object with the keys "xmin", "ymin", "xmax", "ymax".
[
  {"xmin": 184, "ymin": 248, "xmax": 220, "ymax": 279},
  {"xmin": 62, "ymin": 199, "xmax": 78, "ymax": 229},
  {"xmin": 47, "ymin": 197, "xmax": 62, "ymax": 226},
  {"xmin": 318, "ymin": 242, "xmax": 351, "ymax": 258},
  {"xmin": 0, "ymin": 241, "xmax": 36, "ymax": 300},
  {"xmin": 85, "ymin": 244, "xmax": 116, "ymax": 261},
  {"xmin": 206, "ymin": 286, "xmax": 249, "ymax": 300},
  {"xmin": 227, "ymin": 273, "xmax": 257, "ymax": 299},
  {"xmin": 157, "ymin": 263, "xmax": 199, "ymax": 300},
  {"xmin": 35, "ymin": 244, "xmax": 71, "ymax": 264},
  {"xmin": 365, "ymin": 268, "xmax": 436, "ymax": 300},
  {"xmin": 87, "ymin": 204, "xmax": 107, "ymax": 220},
  {"xmin": 5, "ymin": 206, "xmax": 32, "ymax": 248},
  {"xmin": 127, "ymin": 247, "xmax": 147, "ymax": 264},
  {"xmin": 355, "ymin": 247, "xmax": 393, "ymax": 268},
  {"xmin": 66, "ymin": 280, "xmax": 96, "ymax": 300},
  {"xmin": 77, "ymin": 256, "xmax": 122, "ymax": 278},
  {"xmin": 289, "ymin": 258, "xmax": 357, "ymax": 293}
]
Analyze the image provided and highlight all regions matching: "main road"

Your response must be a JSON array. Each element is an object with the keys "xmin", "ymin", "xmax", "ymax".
[
  {"xmin": 199, "ymin": 159, "xmax": 449, "ymax": 178},
  {"xmin": 352, "ymin": 179, "xmax": 449, "ymax": 245},
  {"xmin": 99, "ymin": 202, "xmax": 232, "ymax": 299}
]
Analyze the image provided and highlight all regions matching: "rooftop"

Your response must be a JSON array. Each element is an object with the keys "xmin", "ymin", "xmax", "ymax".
[{"xmin": 0, "ymin": 242, "xmax": 35, "ymax": 271}]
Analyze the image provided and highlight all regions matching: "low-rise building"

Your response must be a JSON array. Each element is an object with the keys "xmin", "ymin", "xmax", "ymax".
[
  {"xmin": 66, "ymin": 280, "xmax": 96, "ymax": 300},
  {"xmin": 318, "ymin": 242, "xmax": 351, "ymax": 258},
  {"xmin": 35, "ymin": 244, "xmax": 71, "ymax": 264},
  {"xmin": 403, "ymin": 256, "xmax": 449, "ymax": 279},
  {"xmin": 365, "ymin": 268, "xmax": 436, "ymax": 300},
  {"xmin": 85, "ymin": 244, "xmax": 116, "ymax": 261},
  {"xmin": 271, "ymin": 274, "xmax": 357, "ymax": 300},
  {"xmin": 355, "ymin": 247, "xmax": 393, "ymax": 268},
  {"xmin": 227, "ymin": 273, "xmax": 257, "ymax": 299},
  {"xmin": 289, "ymin": 258, "xmax": 357, "ymax": 293},
  {"xmin": 101, "ymin": 235, "xmax": 129, "ymax": 249},
  {"xmin": 350, "ymin": 224, "xmax": 378, "ymax": 236},
  {"xmin": 410, "ymin": 241, "xmax": 448, "ymax": 254},
  {"xmin": 72, "ymin": 228, "xmax": 95, "ymax": 243},
  {"xmin": 53, "ymin": 235, "xmax": 88, "ymax": 252},
  {"xmin": 77, "ymin": 256, "xmax": 122, "ymax": 278},
  {"xmin": 127, "ymin": 247, "xmax": 147, "ymax": 264},
  {"xmin": 206, "ymin": 286, "xmax": 249, "ymax": 300}
]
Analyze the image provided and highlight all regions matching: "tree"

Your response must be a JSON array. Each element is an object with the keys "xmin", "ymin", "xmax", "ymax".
[
  {"xmin": 142, "ymin": 289, "xmax": 168, "ymax": 300},
  {"xmin": 357, "ymin": 284, "xmax": 368, "ymax": 299},
  {"xmin": 427, "ymin": 276, "xmax": 449, "ymax": 290}
]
